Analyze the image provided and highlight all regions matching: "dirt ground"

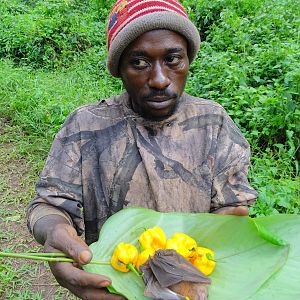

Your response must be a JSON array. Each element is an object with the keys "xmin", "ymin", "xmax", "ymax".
[{"xmin": 0, "ymin": 118, "xmax": 75, "ymax": 299}]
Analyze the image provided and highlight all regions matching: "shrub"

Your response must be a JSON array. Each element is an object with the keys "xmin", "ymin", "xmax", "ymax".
[
  {"xmin": 184, "ymin": 0, "xmax": 299, "ymax": 166},
  {"xmin": 0, "ymin": 0, "xmax": 107, "ymax": 68}
]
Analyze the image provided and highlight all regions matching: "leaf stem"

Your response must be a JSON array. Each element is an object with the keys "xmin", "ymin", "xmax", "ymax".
[
  {"xmin": 0, "ymin": 252, "xmax": 110, "ymax": 265},
  {"xmin": 127, "ymin": 262, "xmax": 142, "ymax": 277},
  {"xmin": 21, "ymin": 252, "xmax": 68, "ymax": 257}
]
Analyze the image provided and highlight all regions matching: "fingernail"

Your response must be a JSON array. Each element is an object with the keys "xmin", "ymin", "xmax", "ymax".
[
  {"xmin": 101, "ymin": 280, "xmax": 111, "ymax": 287},
  {"xmin": 79, "ymin": 250, "xmax": 92, "ymax": 263}
]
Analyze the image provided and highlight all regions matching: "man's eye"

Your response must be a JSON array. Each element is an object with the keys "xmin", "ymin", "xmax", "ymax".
[
  {"xmin": 131, "ymin": 59, "xmax": 148, "ymax": 68},
  {"xmin": 166, "ymin": 56, "xmax": 181, "ymax": 65}
]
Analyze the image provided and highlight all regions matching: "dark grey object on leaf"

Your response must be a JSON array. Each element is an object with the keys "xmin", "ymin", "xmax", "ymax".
[{"xmin": 140, "ymin": 249, "xmax": 211, "ymax": 300}]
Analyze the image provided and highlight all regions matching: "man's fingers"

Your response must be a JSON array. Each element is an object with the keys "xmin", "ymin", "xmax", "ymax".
[
  {"xmin": 50, "ymin": 262, "xmax": 112, "ymax": 288},
  {"xmin": 61, "ymin": 280, "xmax": 126, "ymax": 300},
  {"xmin": 49, "ymin": 262, "xmax": 125, "ymax": 300},
  {"xmin": 77, "ymin": 288, "xmax": 126, "ymax": 300},
  {"xmin": 214, "ymin": 206, "xmax": 249, "ymax": 216},
  {"xmin": 233, "ymin": 206, "xmax": 249, "ymax": 216},
  {"xmin": 73, "ymin": 267, "xmax": 112, "ymax": 288}
]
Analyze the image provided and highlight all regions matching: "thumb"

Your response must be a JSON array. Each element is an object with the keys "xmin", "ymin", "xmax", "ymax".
[
  {"xmin": 46, "ymin": 223, "xmax": 93, "ymax": 265},
  {"xmin": 79, "ymin": 249, "xmax": 93, "ymax": 264}
]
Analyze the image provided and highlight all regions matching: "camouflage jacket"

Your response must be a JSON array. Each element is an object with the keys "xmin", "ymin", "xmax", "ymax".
[{"xmin": 27, "ymin": 92, "xmax": 257, "ymax": 244}]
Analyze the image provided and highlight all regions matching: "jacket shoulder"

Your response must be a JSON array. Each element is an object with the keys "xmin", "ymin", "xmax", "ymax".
[{"xmin": 183, "ymin": 93, "xmax": 228, "ymax": 116}]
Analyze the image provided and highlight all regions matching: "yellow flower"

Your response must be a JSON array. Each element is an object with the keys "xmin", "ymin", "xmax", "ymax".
[
  {"xmin": 190, "ymin": 247, "xmax": 216, "ymax": 276},
  {"xmin": 166, "ymin": 232, "xmax": 197, "ymax": 259},
  {"xmin": 136, "ymin": 248, "xmax": 155, "ymax": 270},
  {"xmin": 111, "ymin": 242, "xmax": 139, "ymax": 273},
  {"xmin": 139, "ymin": 226, "xmax": 167, "ymax": 250}
]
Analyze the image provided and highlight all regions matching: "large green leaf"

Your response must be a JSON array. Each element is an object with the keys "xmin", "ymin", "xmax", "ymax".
[{"xmin": 84, "ymin": 208, "xmax": 300, "ymax": 300}]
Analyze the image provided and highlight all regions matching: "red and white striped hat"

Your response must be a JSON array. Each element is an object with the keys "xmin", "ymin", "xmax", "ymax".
[{"xmin": 106, "ymin": 0, "xmax": 200, "ymax": 77}]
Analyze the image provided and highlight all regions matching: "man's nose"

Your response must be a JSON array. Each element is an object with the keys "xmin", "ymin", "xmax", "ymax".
[{"xmin": 148, "ymin": 63, "xmax": 171, "ymax": 90}]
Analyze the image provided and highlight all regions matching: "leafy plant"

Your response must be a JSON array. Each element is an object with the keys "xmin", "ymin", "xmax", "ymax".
[{"xmin": 0, "ymin": 0, "xmax": 107, "ymax": 68}]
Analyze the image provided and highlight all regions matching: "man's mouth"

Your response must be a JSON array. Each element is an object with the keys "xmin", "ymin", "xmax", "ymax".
[
  {"xmin": 148, "ymin": 96, "xmax": 173, "ymax": 102},
  {"xmin": 146, "ymin": 97, "xmax": 175, "ymax": 109}
]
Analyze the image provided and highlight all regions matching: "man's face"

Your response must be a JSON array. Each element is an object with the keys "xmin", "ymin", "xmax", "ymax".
[{"xmin": 119, "ymin": 30, "xmax": 189, "ymax": 120}]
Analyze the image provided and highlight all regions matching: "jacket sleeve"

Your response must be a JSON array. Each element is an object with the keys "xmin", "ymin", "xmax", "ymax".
[
  {"xmin": 27, "ymin": 110, "xmax": 85, "ymax": 235},
  {"xmin": 210, "ymin": 110, "xmax": 258, "ymax": 211}
]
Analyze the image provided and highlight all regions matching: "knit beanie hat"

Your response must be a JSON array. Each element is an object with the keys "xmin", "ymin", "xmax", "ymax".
[{"xmin": 107, "ymin": 0, "xmax": 200, "ymax": 77}]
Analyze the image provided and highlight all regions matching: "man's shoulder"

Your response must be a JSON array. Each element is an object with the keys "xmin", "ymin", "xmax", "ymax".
[
  {"xmin": 182, "ymin": 93, "xmax": 249, "ymax": 147},
  {"xmin": 183, "ymin": 93, "xmax": 227, "ymax": 116},
  {"xmin": 62, "ymin": 93, "xmax": 126, "ymax": 131},
  {"xmin": 73, "ymin": 93, "xmax": 124, "ymax": 117}
]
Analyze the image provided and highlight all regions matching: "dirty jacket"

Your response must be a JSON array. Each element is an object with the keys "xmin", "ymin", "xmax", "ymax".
[{"xmin": 27, "ymin": 92, "xmax": 258, "ymax": 244}]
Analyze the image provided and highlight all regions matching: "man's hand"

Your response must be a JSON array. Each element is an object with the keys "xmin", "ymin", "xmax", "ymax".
[
  {"xmin": 34, "ymin": 216, "xmax": 125, "ymax": 300},
  {"xmin": 213, "ymin": 206, "xmax": 249, "ymax": 216}
]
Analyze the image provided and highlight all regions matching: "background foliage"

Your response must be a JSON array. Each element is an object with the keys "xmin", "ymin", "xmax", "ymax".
[{"xmin": 0, "ymin": 0, "xmax": 299, "ymax": 215}]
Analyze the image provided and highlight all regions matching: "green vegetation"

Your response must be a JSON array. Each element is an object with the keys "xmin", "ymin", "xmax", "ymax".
[{"xmin": 0, "ymin": 0, "xmax": 299, "ymax": 298}]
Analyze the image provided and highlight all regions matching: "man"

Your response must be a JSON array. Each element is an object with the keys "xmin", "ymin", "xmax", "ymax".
[{"xmin": 27, "ymin": 0, "xmax": 258, "ymax": 299}]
